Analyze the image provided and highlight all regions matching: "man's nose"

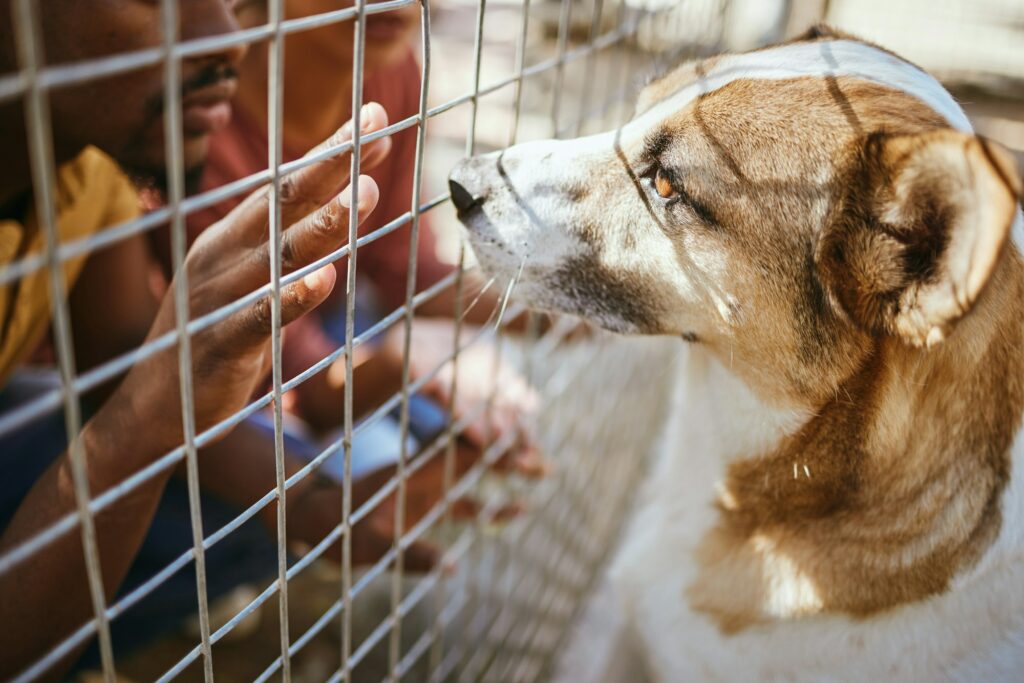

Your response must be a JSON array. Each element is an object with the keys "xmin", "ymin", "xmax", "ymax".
[{"xmin": 181, "ymin": 0, "xmax": 248, "ymax": 67}]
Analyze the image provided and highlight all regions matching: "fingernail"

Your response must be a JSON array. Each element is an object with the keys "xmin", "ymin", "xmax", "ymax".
[
  {"xmin": 517, "ymin": 450, "xmax": 553, "ymax": 476},
  {"xmin": 338, "ymin": 177, "xmax": 376, "ymax": 211},
  {"xmin": 303, "ymin": 265, "xmax": 335, "ymax": 292},
  {"xmin": 360, "ymin": 104, "xmax": 374, "ymax": 131},
  {"xmin": 504, "ymin": 501, "xmax": 528, "ymax": 516},
  {"xmin": 338, "ymin": 184, "xmax": 353, "ymax": 208},
  {"xmin": 336, "ymin": 118, "xmax": 355, "ymax": 144}
]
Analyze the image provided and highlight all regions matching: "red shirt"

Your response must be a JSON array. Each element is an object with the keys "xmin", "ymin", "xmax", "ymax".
[{"xmin": 151, "ymin": 48, "xmax": 450, "ymax": 398}]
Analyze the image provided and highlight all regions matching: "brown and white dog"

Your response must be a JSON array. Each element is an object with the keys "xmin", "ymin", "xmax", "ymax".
[{"xmin": 449, "ymin": 26, "xmax": 1024, "ymax": 682}]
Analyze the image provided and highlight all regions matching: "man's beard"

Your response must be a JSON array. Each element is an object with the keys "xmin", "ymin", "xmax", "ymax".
[
  {"xmin": 127, "ymin": 61, "xmax": 238, "ymax": 204},
  {"xmin": 130, "ymin": 163, "xmax": 207, "ymax": 207}
]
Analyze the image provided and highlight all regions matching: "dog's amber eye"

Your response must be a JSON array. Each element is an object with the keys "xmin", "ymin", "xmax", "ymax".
[{"xmin": 654, "ymin": 168, "xmax": 677, "ymax": 200}]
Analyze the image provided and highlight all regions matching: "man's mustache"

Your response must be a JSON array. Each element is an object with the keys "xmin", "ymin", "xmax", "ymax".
[{"xmin": 146, "ymin": 63, "xmax": 239, "ymax": 117}]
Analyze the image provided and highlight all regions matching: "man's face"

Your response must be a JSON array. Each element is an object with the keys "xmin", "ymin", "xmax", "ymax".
[{"xmin": 31, "ymin": 1, "xmax": 246, "ymax": 181}]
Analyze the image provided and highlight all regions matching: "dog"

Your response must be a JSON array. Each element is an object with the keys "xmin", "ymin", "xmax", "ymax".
[{"xmin": 448, "ymin": 25, "xmax": 1024, "ymax": 682}]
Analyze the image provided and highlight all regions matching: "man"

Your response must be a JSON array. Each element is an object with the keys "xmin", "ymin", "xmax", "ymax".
[{"xmin": 0, "ymin": 1, "xmax": 538, "ymax": 678}]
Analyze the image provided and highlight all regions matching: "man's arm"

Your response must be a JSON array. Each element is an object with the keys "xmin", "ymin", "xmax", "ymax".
[
  {"xmin": 199, "ymin": 410, "xmax": 548, "ymax": 578},
  {"xmin": 0, "ymin": 392, "xmax": 175, "ymax": 680}
]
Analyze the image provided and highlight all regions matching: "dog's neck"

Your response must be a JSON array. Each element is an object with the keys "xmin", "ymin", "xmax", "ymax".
[{"xmin": 680, "ymin": 235, "xmax": 1024, "ymax": 631}]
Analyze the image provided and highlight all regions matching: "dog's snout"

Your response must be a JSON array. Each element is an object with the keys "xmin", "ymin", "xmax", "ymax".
[{"xmin": 448, "ymin": 177, "xmax": 482, "ymax": 214}]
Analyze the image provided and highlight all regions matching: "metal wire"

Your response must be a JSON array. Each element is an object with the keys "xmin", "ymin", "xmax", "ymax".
[
  {"xmin": 11, "ymin": 0, "xmax": 115, "ymax": 680},
  {"xmin": 426, "ymin": 246, "xmax": 468, "ymax": 681},
  {"xmin": 340, "ymin": 0, "xmax": 368, "ymax": 680},
  {"xmin": 388, "ymin": 1, "xmax": 434, "ymax": 679},
  {"xmin": 549, "ymin": 0, "xmax": 575, "ymax": 136},
  {"xmin": 447, "ymin": 1, "xmax": 490, "ymax": 678},
  {"xmin": 266, "ymin": 0, "xmax": 293, "ymax": 678},
  {"xmin": 159, "ymin": 0, "xmax": 215, "ymax": 680},
  {"xmin": 573, "ymin": 0, "xmax": 606, "ymax": 138}
]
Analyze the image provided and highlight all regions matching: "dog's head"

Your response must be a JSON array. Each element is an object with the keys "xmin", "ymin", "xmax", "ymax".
[{"xmin": 449, "ymin": 28, "xmax": 1022, "ymax": 404}]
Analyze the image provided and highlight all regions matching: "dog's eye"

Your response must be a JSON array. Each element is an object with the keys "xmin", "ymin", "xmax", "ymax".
[{"xmin": 654, "ymin": 168, "xmax": 677, "ymax": 200}]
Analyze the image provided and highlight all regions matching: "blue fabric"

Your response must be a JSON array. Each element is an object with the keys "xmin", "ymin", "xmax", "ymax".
[
  {"xmin": 0, "ymin": 373, "xmax": 69, "ymax": 527},
  {"xmin": 404, "ymin": 393, "xmax": 449, "ymax": 446},
  {"xmin": 318, "ymin": 287, "xmax": 452, "ymax": 457}
]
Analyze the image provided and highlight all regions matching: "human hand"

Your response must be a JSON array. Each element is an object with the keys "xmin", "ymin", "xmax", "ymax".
[
  {"xmin": 288, "ymin": 439, "xmax": 547, "ymax": 572},
  {"xmin": 95, "ymin": 103, "xmax": 394, "ymax": 454},
  {"xmin": 283, "ymin": 317, "xmax": 548, "ymax": 573},
  {"xmin": 380, "ymin": 318, "xmax": 541, "ymax": 454}
]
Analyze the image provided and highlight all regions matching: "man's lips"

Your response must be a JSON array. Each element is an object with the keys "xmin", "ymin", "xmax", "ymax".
[{"xmin": 181, "ymin": 78, "xmax": 237, "ymax": 137}]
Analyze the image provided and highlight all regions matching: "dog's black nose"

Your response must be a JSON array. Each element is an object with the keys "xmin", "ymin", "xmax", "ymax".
[{"xmin": 448, "ymin": 178, "xmax": 481, "ymax": 213}]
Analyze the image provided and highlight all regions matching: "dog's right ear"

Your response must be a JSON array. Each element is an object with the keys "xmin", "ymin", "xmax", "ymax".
[
  {"xmin": 791, "ymin": 24, "xmax": 850, "ymax": 43},
  {"xmin": 816, "ymin": 130, "xmax": 1022, "ymax": 347}
]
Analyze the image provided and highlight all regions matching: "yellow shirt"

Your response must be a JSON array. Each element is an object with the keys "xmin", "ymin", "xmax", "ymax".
[{"xmin": 0, "ymin": 146, "xmax": 140, "ymax": 386}]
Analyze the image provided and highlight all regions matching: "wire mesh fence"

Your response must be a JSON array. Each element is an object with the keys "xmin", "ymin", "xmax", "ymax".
[
  {"xmin": 3, "ymin": 0, "xmax": 1023, "ymax": 681},
  {"xmin": 0, "ymin": 1, "xmax": 726, "ymax": 681}
]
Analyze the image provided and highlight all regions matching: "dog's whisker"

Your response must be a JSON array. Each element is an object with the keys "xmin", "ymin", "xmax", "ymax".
[
  {"xmin": 492, "ymin": 259, "xmax": 525, "ymax": 334},
  {"xmin": 492, "ymin": 278, "xmax": 516, "ymax": 334},
  {"xmin": 475, "ymin": 274, "xmax": 515, "ymax": 332},
  {"xmin": 484, "ymin": 259, "xmax": 524, "ymax": 336},
  {"xmin": 457, "ymin": 275, "xmax": 497, "ymax": 325}
]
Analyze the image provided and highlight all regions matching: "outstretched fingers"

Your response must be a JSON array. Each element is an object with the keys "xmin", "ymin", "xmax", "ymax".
[
  {"xmin": 227, "ymin": 102, "xmax": 392, "ymax": 244},
  {"xmin": 227, "ymin": 175, "xmax": 379, "ymax": 349},
  {"xmin": 275, "ymin": 101, "xmax": 391, "ymax": 228},
  {"xmin": 227, "ymin": 261, "xmax": 338, "ymax": 351},
  {"xmin": 280, "ymin": 175, "xmax": 379, "ymax": 273}
]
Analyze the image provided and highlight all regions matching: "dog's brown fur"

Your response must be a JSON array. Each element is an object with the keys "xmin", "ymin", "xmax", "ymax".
[
  {"xmin": 647, "ymin": 70, "xmax": 1024, "ymax": 632},
  {"xmin": 689, "ymin": 251, "xmax": 1024, "ymax": 629}
]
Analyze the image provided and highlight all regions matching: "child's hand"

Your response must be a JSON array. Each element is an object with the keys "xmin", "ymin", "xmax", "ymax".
[{"xmin": 380, "ymin": 318, "xmax": 542, "ymax": 465}]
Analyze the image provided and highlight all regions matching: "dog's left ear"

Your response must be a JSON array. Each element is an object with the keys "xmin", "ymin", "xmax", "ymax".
[{"xmin": 817, "ymin": 129, "xmax": 1022, "ymax": 347}]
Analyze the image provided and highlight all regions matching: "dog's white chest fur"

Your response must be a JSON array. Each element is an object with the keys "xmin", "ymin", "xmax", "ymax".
[{"xmin": 607, "ymin": 346, "xmax": 1024, "ymax": 683}]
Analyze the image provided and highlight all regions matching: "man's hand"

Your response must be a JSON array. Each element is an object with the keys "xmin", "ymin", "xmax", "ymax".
[
  {"xmin": 380, "ymin": 318, "xmax": 541, "ymax": 455},
  {"xmin": 283, "ymin": 315, "xmax": 550, "ymax": 575},
  {"xmin": 288, "ymin": 439, "xmax": 545, "ymax": 573},
  {"xmin": 100, "ymin": 103, "xmax": 393, "ymax": 454},
  {"xmin": 287, "ymin": 316, "xmax": 550, "ymax": 574}
]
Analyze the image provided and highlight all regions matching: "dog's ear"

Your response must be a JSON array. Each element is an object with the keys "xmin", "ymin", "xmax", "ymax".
[
  {"xmin": 817, "ymin": 130, "xmax": 1022, "ymax": 347},
  {"xmin": 791, "ymin": 24, "xmax": 849, "ymax": 43}
]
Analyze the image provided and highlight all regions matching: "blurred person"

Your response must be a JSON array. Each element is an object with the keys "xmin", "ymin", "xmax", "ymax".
[
  {"xmin": 148, "ymin": 0, "xmax": 536, "ymax": 486},
  {"xmin": 0, "ymin": 2, "xmax": 538, "ymax": 679}
]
